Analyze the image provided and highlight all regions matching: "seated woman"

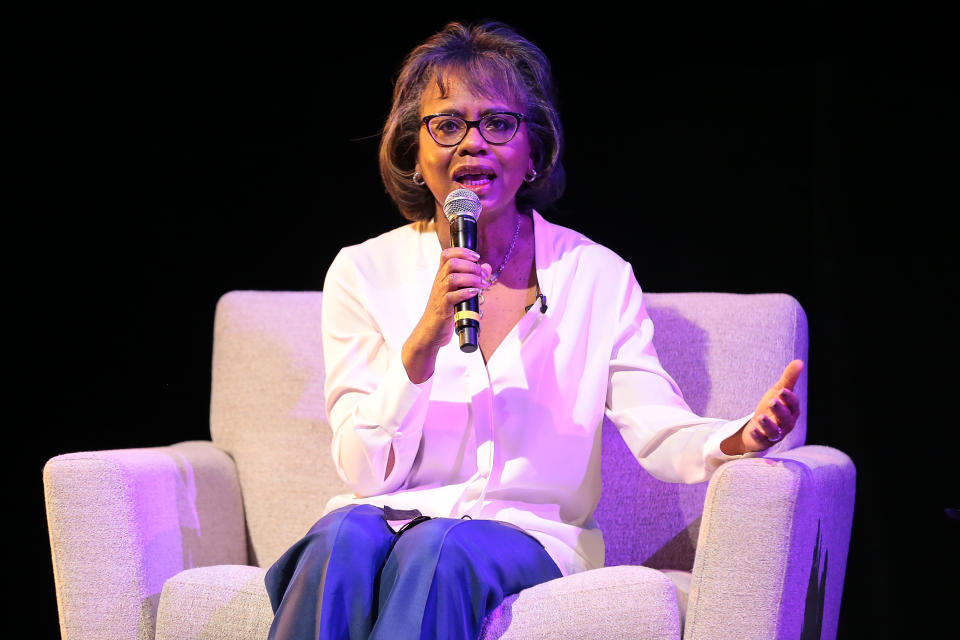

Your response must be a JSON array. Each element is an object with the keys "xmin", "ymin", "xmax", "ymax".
[{"xmin": 265, "ymin": 20, "xmax": 802, "ymax": 640}]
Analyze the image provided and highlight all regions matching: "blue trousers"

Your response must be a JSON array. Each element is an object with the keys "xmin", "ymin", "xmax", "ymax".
[{"xmin": 264, "ymin": 504, "xmax": 562, "ymax": 640}]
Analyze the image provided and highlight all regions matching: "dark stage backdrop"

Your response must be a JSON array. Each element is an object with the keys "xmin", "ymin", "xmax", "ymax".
[{"xmin": 22, "ymin": 6, "xmax": 953, "ymax": 638}]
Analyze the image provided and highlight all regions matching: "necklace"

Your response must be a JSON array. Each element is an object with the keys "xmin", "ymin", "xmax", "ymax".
[{"xmin": 486, "ymin": 214, "xmax": 521, "ymax": 285}]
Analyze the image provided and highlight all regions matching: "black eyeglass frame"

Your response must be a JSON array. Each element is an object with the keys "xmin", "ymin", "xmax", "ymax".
[{"xmin": 420, "ymin": 112, "xmax": 526, "ymax": 146}]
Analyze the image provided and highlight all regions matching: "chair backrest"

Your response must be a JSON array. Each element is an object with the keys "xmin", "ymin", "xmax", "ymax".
[
  {"xmin": 595, "ymin": 292, "xmax": 808, "ymax": 571},
  {"xmin": 209, "ymin": 291, "xmax": 807, "ymax": 570}
]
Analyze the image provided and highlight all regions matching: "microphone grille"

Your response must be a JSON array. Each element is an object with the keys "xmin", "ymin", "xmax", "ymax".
[{"xmin": 443, "ymin": 188, "xmax": 482, "ymax": 222}]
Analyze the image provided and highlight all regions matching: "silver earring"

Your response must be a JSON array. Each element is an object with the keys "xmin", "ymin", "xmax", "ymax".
[
  {"xmin": 524, "ymin": 168, "xmax": 538, "ymax": 183},
  {"xmin": 412, "ymin": 171, "xmax": 426, "ymax": 186}
]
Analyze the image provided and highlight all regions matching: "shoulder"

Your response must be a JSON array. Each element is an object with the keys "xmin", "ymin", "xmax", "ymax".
[
  {"xmin": 326, "ymin": 222, "xmax": 427, "ymax": 287},
  {"xmin": 534, "ymin": 211, "xmax": 632, "ymax": 278},
  {"xmin": 334, "ymin": 222, "xmax": 423, "ymax": 269}
]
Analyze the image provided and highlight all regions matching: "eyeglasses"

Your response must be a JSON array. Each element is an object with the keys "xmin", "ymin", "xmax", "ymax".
[{"xmin": 421, "ymin": 112, "xmax": 525, "ymax": 146}]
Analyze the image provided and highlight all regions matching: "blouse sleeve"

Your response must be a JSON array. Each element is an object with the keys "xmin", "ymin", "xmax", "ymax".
[
  {"xmin": 604, "ymin": 262, "xmax": 757, "ymax": 484},
  {"xmin": 322, "ymin": 248, "xmax": 432, "ymax": 497}
]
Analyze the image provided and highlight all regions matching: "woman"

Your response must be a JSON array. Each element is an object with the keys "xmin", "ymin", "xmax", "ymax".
[{"xmin": 265, "ymin": 21, "xmax": 803, "ymax": 640}]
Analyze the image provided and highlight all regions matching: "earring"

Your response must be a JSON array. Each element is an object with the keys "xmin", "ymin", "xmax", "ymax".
[
  {"xmin": 412, "ymin": 171, "xmax": 426, "ymax": 186},
  {"xmin": 524, "ymin": 168, "xmax": 539, "ymax": 183}
]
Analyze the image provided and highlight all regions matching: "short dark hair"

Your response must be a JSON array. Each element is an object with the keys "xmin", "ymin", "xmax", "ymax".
[{"xmin": 379, "ymin": 22, "xmax": 566, "ymax": 222}]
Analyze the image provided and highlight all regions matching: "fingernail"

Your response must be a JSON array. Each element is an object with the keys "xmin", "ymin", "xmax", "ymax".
[
  {"xmin": 467, "ymin": 288, "xmax": 479, "ymax": 295},
  {"xmin": 467, "ymin": 250, "xmax": 480, "ymax": 260}
]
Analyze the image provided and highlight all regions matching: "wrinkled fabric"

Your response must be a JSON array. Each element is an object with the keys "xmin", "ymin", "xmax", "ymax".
[
  {"xmin": 265, "ymin": 504, "xmax": 561, "ymax": 640},
  {"xmin": 322, "ymin": 211, "xmax": 754, "ymax": 575}
]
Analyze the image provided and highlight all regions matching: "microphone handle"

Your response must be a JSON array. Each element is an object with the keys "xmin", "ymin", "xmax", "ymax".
[{"xmin": 450, "ymin": 215, "xmax": 480, "ymax": 353}]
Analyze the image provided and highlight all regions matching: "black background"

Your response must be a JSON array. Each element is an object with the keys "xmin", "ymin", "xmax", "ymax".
[{"xmin": 21, "ymin": 4, "xmax": 954, "ymax": 638}]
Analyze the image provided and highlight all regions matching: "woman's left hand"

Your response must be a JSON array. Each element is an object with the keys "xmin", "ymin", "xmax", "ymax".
[{"xmin": 723, "ymin": 359, "xmax": 804, "ymax": 454}]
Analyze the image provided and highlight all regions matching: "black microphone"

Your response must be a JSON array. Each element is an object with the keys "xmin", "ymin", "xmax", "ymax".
[{"xmin": 443, "ymin": 188, "xmax": 482, "ymax": 353}]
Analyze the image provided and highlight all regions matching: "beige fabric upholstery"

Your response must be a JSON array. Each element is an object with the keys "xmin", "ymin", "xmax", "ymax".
[
  {"xmin": 647, "ymin": 293, "xmax": 808, "ymax": 438},
  {"xmin": 156, "ymin": 566, "xmax": 272, "ymax": 640},
  {"xmin": 685, "ymin": 447, "xmax": 856, "ymax": 639},
  {"xmin": 209, "ymin": 291, "xmax": 345, "ymax": 568},
  {"xmin": 479, "ymin": 565, "xmax": 682, "ymax": 640},
  {"xmin": 662, "ymin": 570, "xmax": 693, "ymax": 629},
  {"xmin": 155, "ymin": 564, "xmax": 683, "ymax": 640},
  {"xmin": 44, "ymin": 441, "xmax": 246, "ymax": 640}
]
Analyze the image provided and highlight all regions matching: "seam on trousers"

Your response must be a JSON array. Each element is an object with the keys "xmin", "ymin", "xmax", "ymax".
[
  {"xmin": 316, "ymin": 504, "xmax": 372, "ymax": 631},
  {"xmin": 413, "ymin": 518, "xmax": 473, "ymax": 629}
]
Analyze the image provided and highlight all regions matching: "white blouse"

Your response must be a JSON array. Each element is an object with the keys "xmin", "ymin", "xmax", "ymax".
[{"xmin": 322, "ymin": 211, "xmax": 753, "ymax": 576}]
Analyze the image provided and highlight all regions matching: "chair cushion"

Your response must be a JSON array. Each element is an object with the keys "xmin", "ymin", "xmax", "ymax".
[
  {"xmin": 661, "ymin": 569, "xmax": 693, "ymax": 630},
  {"xmin": 156, "ymin": 565, "xmax": 272, "ymax": 640},
  {"xmin": 156, "ymin": 564, "xmax": 682, "ymax": 640},
  {"xmin": 480, "ymin": 565, "xmax": 682, "ymax": 640}
]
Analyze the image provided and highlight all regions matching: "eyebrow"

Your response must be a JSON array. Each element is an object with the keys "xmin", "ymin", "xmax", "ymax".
[{"xmin": 426, "ymin": 107, "xmax": 516, "ymax": 118}]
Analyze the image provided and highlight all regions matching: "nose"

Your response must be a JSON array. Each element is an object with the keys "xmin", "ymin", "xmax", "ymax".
[{"xmin": 457, "ymin": 124, "xmax": 490, "ymax": 155}]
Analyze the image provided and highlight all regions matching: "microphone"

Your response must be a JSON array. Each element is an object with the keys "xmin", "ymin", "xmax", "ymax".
[{"xmin": 443, "ymin": 188, "xmax": 482, "ymax": 353}]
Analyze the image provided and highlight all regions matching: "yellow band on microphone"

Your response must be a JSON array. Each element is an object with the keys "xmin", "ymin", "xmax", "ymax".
[{"xmin": 454, "ymin": 310, "xmax": 481, "ymax": 323}]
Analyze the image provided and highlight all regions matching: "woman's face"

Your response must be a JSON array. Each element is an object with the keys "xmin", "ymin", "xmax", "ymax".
[{"xmin": 417, "ymin": 74, "xmax": 533, "ymax": 222}]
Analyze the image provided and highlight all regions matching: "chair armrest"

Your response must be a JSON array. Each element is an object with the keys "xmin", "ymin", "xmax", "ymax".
[
  {"xmin": 684, "ymin": 445, "xmax": 855, "ymax": 640},
  {"xmin": 43, "ymin": 440, "xmax": 247, "ymax": 640}
]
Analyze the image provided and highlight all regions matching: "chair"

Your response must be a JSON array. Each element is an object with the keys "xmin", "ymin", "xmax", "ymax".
[{"xmin": 43, "ymin": 290, "xmax": 855, "ymax": 639}]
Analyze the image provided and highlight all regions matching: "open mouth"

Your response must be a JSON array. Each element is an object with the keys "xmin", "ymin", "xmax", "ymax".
[{"xmin": 453, "ymin": 169, "xmax": 497, "ymax": 187}]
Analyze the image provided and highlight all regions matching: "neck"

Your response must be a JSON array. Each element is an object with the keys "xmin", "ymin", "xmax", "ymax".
[{"xmin": 434, "ymin": 205, "xmax": 524, "ymax": 263}]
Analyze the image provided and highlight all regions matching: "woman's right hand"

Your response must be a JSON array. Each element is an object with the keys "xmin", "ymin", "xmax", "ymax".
[{"xmin": 402, "ymin": 247, "xmax": 491, "ymax": 383}]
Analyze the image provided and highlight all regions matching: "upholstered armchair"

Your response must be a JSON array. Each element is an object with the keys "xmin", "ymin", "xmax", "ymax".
[{"xmin": 44, "ymin": 290, "xmax": 855, "ymax": 639}]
